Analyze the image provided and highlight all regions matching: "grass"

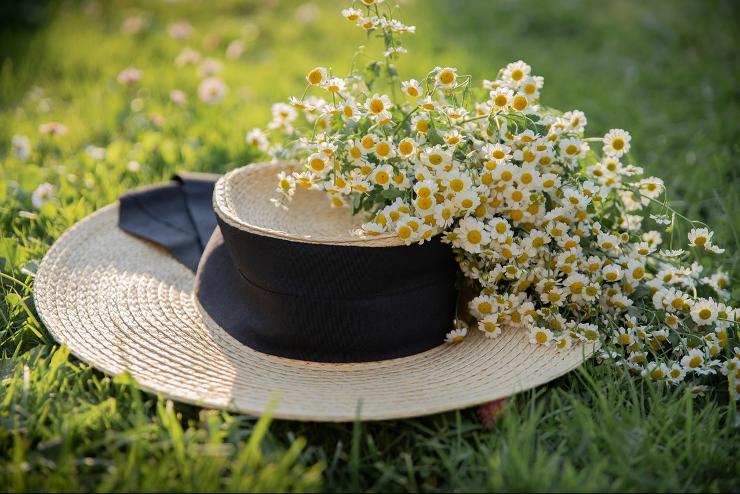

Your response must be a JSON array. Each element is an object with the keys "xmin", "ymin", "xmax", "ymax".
[{"xmin": 1, "ymin": 0, "xmax": 739, "ymax": 491}]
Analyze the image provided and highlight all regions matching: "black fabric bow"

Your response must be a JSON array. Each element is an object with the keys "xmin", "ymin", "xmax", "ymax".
[{"xmin": 118, "ymin": 173, "xmax": 218, "ymax": 272}]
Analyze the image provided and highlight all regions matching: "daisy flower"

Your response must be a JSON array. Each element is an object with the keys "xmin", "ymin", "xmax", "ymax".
[
  {"xmin": 478, "ymin": 314, "xmax": 502, "ymax": 338},
  {"xmin": 529, "ymin": 326, "xmax": 553, "ymax": 346},
  {"xmin": 31, "ymin": 182, "xmax": 55, "ymax": 208},
  {"xmin": 690, "ymin": 298, "xmax": 718, "ymax": 326},
  {"xmin": 602, "ymin": 129, "xmax": 631, "ymax": 157},
  {"xmin": 455, "ymin": 217, "xmax": 490, "ymax": 253},
  {"xmin": 306, "ymin": 66, "xmax": 328, "ymax": 86},
  {"xmin": 502, "ymin": 60, "xmax": 531, "ymax": 86},
  {"xmin": 681, "ymin": 348, "xmax": 705, "ymax": 372},
  {"xmin": 323, "ymin": 77, "xmax": 346, "ymax": 94},
  {"xmin": 370, "ymin": 164, "xmax": 394, "ymax": 189},
  {"xmin": 435, "ymin": 67, "xmax": 457, "ymax": 88},
  {"xmin": 365, "ymin": 93, "xmax": 393, "ymax": 115},
  {"xmin": 445, "ymin": 326, "xmax": 467, "ymax": 344},
  {"xmin": 246, "ymin": 128, "xmax": 269, "ymax": 152},
  {"xmin": 401, "ymin": 79, "xmax": 422, "ymax": 98}
]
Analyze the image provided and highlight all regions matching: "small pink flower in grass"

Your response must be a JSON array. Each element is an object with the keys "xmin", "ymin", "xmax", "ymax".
[
  {"xmin": 168, "ymin": 21, "xmax": 192, "ymax": 40},
  {"xmin": 149, "ymin": 113, "xmax": 166, "ymax": 127},
  {"xmin": 175, "ymin": 47, "xmax": 200, "ymax": 67},
  {"xmin": 121, "ymin": 13, "xmax": 150, "ymax": 35},
  {"xmin": 225, "ymin": 39, "xmax": 245, "ymax": 60},
  {"xmin": 38, "ymin": 122, "xmax": 67, "ymax": 136},
  {"xmin": 32, "ymin": 182, "xmax": 55, "ymax": 208},
  {"xmin": 117, "ymin": 67, "xmax": 142, "ymax": 87},
  {"xmin": 198, "ymin": 77, "xmax": 228, "ymax": 104},
  {"xmin": 198, "ymin": 58, "xmax": 223, "ymax": 77},
  {"xmin": 170, "ymin": 89, "xmax": 187, "ymax": 107},
  {"xmin": 476, "ymin": 398, "xmax": 507, "ymax": 429}
]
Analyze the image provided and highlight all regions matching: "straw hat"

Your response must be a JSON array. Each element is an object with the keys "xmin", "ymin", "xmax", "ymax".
[{"xmin": 34, "ymin": 162, "xmax": 596, "ymax": 421}]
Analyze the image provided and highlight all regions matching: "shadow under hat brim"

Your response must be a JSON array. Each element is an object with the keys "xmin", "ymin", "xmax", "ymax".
[{"xmin": 34, "ymin": 203, "xmax": 597, "ymax": 421}]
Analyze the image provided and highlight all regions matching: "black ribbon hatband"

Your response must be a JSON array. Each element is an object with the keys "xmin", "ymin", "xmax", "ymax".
[{"xmin": 119, "ymin": 173, "xmax": 459, "ymax": 363}]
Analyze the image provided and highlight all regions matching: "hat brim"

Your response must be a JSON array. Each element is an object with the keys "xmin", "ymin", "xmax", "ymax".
[{"xmin": 34, "ymin": 204, "xmax": 597, "ymax": 421}]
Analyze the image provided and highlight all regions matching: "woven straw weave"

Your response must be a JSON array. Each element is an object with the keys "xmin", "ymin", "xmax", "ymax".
[{"xmin": 33, "ymin": 162, "xmax": 595, "ymax": 421}]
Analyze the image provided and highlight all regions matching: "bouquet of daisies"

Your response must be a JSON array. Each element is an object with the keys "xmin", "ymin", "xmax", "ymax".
[{"xmin": 246, "ymin": 0, "xmax": 738, "ymax": 395}]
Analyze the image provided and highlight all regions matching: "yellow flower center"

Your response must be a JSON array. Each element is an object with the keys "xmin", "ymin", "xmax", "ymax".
[
  {"xmin": 375, "ymin": 171, "xmax": 389, "ymax": 185},
  {"xmin": 689, "ymin": 356, "xmax": 702, "ymax": 368},
  {"xmin": 467, "ymin": 230, "xmax": 482, "ymax": 244},
  {"xmin": 535, "ymin": 331, "xmax": 548, "ymax": 344},
  {"xmin": 369, "ymin": 99, "xmax": 385, "ymax": 114},
  {"xmin": 376, "ymin": 142, "xmax": 391, "ymax": 156},
  {"xmin": 511, "ymin": 69, "xmax": 524, "ymax": 81},
  {"xmin": 415, "ymin": 120, "xmax": 429, "ymax": 133},
  {"xmin": 361, "ymin": 135, "xmax": 375, "ymax": 149},
  {"xmin": 611, "ymin": 138, "xmax": 624, "ymax": 150},
  {"xmin": 399, "ymin": 141, "xmax": 414, "ymax": 155},
  {"xmin": 513, "ymin": 95, "xmax": 528, "ymax": 111},
  {"xmin": 494, "ymin": 95, "xmax": 508, "ymax": 107},
  {"xmin": 307, "ymin": 69, "xmax": 323, "ymax": 85},
  {"xmin": 398, "ymin": 226, "xmax": 412, "ymax": 239},
  {"xmin": 698, "ymin": 308, "xmax": 712, "ymax": 320},
  {"xmin": 483, "ymin": 321, "xmax": 497, "ymax": 333},
  {"xmin": 650, "ymin": 368, "xmax": 665, "ymax": 380},
  {"xmin": 428, "ymin": 153, "xmax": 443, "ymax": 165},
  {"xmin": 309, "ymin": 157, "xmax": 325, "ymax": 171},
  {"xmin": 439, "ymin": 69, "xmax": 455, "ymax": 85},
  {"xmin": 417, "ymin": 196, "xmax": 433, "ymax": 210}
]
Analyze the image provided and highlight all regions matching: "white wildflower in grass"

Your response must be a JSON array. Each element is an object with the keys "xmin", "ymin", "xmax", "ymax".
[
  {"xmin": 31, "ymin": 182, "xmax": 55, "ymax": 208},
  {"xmin": 197, "ymin": 77, "xmax": 228, "ymax": 104},
  {"xmin": 85, "ymin": 145, "xmax": 106, "ymax": 160},
  {"xmin": 255, "ymin": 2, "xmax": 739, "ymax": 396},
  {"xmin": 11, "ymin": 135, "xmax": 31, "ymax": 159}
]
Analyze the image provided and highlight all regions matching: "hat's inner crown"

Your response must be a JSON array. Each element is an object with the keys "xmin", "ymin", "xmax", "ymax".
[{"xmin": 215, "ymin": 162, "xmax": 400, "ymax": 246}]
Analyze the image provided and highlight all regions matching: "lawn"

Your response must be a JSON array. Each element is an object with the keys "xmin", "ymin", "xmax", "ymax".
[{"xmin": 1, "ymin": 0, "xmax": 739, "ymax": 491}]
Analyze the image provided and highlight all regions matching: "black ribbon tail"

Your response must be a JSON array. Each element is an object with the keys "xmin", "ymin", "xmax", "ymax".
[{"xmin": 118, "ymin": 173, "xmax": 219, "ymax": 272}]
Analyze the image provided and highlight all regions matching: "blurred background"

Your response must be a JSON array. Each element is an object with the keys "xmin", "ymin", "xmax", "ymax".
[{"xmin": 1, "ymin": 0, "xmax": 739, "ymax": 262}]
